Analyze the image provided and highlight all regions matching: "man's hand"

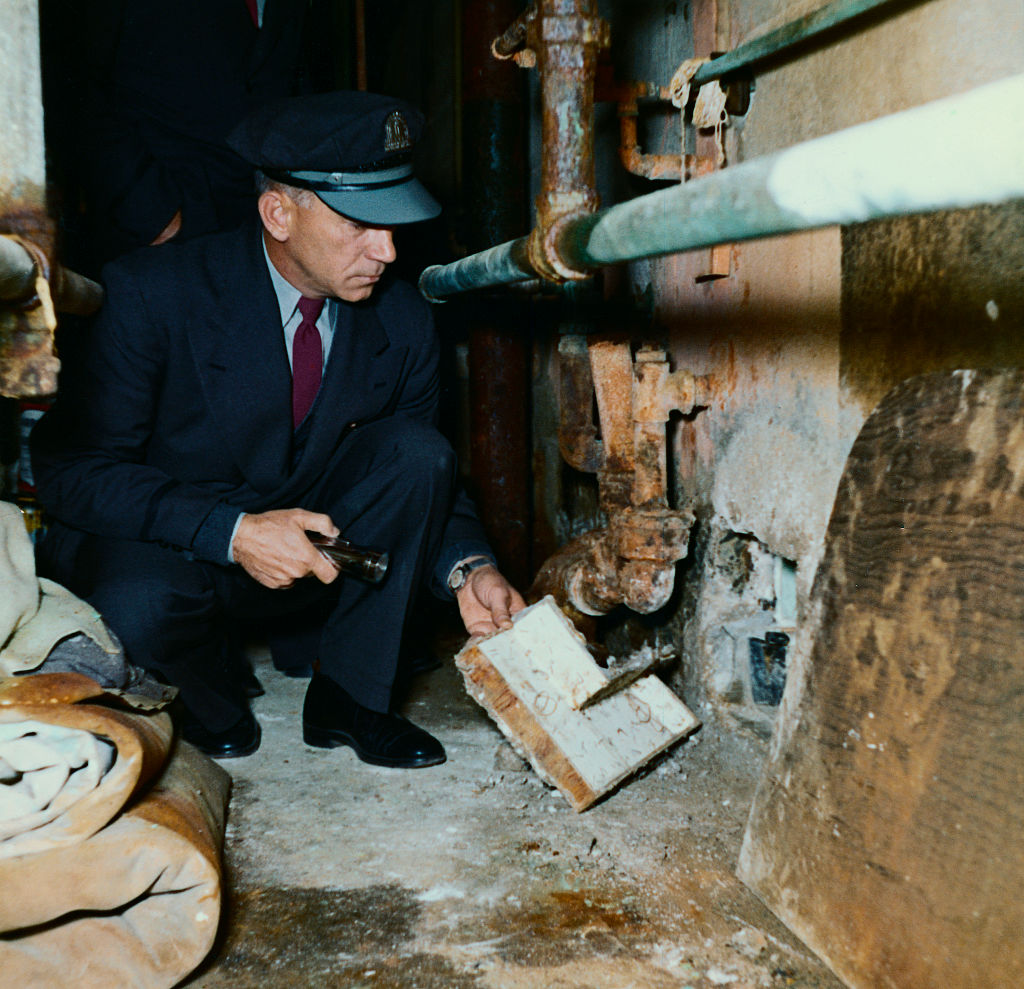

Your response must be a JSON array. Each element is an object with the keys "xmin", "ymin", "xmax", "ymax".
[
  {"xmin": 456, "ymin": 565, "xmax": 526, "ymax": 639},
  {"xmin": 232, "ymin": 508, "xmax": 340, "ymax": 588}
]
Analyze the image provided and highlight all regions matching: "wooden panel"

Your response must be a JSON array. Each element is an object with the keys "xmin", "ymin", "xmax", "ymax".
[
  {"xmin": 455, "ymin": 597, "xmax": 699, "ymax": 811},
  {"xmin": 738, "ymin": 369, "xmax": 1024, "ymax": 989}
]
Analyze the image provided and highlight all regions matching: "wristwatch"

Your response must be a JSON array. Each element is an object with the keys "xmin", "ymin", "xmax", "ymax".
[{"xmin": 447, "ymin": 557, "xmax": 492, "ymax": 592}]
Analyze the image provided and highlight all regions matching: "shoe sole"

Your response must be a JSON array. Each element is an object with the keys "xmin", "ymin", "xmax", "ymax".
[{"xmin": 302, "ymin": 723, "xmax": 446, "ymax": 768}]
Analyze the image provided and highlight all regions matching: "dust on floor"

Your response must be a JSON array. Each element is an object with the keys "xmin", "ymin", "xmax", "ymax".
[{"xmin": 180, "ymin": 628, "xmax": 842, "ymax": 989}]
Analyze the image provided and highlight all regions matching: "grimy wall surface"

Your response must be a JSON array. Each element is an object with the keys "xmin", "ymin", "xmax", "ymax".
[{"xmin": 551, "ymin": 0, "xmax": 1024, "ymax": 710}]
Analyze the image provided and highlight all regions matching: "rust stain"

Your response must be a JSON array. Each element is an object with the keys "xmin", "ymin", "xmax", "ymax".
[{"xmin": 1, "ymin": 206, "xmax": 60, "ymax": 398}]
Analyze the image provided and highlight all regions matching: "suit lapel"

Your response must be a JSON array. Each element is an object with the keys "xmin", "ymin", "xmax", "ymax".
[{"xmin": 188, "ymin": 225, "xmax": 294, "ymax": 493}]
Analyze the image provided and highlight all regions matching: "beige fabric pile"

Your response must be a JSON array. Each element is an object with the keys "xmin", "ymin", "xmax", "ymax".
[{"xmin": 0, "ymin": 501, "xmax": 232, "ymax": 988}]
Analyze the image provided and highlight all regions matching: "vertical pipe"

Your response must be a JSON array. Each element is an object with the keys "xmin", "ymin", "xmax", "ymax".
[
  {"xmin": 463, "ymin": 1, "xmax": 532, "ymax": 587},
  {"xmin": 534, "ymin": 0, "xmax": 600, "ymax": 224}
]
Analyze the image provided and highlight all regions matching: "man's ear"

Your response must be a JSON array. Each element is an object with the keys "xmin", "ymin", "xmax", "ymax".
[{"xmin": 258, "ymin": 189, "xmax": 292, "ymax": 243}]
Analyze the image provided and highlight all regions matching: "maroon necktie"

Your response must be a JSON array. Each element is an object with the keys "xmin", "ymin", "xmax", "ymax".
[
  {"xmin": 245, "ymin": 0, "xmax": 259, "ymax": 26},
  {"xmin": 292, "ymin": 296, "xmax": 325, "ymax": 427}
]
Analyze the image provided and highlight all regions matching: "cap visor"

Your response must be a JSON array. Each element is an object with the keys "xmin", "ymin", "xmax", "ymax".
[{"xmin": 317, "ymin": 177, "xmax": 441, "ymax": 225}]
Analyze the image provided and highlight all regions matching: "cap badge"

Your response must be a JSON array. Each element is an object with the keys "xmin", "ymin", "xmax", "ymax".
[{"xmin": 383, "ymin": 111, "xmax": 412, "ymax": 152}]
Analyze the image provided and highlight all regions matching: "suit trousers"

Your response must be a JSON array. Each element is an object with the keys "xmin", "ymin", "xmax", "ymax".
[{"xmin": 39, "ymin": 417, "xmax": 458, "ymax": 731}]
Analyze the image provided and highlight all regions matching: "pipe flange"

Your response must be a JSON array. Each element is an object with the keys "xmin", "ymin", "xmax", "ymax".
[{"xmin": 530, "ymin": 212, "xmax": 594, "ymax": 283}]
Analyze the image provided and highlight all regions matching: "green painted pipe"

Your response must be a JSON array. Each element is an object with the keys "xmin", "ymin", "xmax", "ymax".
[
  {"xmin": 692, "ymin": 0, "xmax": 920, "ymax": 85},
  {"xmin": 420, "ymin": 73, "xmax": 1024, "ymax": 301}
]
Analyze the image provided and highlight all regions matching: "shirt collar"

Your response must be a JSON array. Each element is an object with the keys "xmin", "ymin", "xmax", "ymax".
[{"xmin": 262, "ymin": 234, "xmax": 307, "ymax": 326}]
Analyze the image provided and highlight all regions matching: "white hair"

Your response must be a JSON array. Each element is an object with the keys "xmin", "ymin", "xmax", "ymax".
[{"xmin": 254, "ymin": 170, "xmax": 316, "ymax": 207}]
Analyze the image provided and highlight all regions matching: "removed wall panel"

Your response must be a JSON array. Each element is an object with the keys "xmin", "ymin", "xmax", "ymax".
[{"xmin": 456, "ymin": 597, "xmax": 699, "ymax": 811}]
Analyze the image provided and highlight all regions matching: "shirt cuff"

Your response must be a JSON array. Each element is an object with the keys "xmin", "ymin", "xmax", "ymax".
[{"xmin": 227, "ymin": 513, "xmax": 247, "ymax": 563}]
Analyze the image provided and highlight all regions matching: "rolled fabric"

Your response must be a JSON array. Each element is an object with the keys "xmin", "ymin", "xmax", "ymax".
[
  {"xmin": 0, "ymin": 739, "xmax": 231, "ymax": 989},
  {"xmin": 0, "ymin": 501, "xmax": 123, "ymax": 680},
  {"xmin": 0, "ymin": 673, "xmax": 172, "ymax": 858},
  {"xmin": 0, "ymin": 501, "xmax": 38, "ymax": 641}
]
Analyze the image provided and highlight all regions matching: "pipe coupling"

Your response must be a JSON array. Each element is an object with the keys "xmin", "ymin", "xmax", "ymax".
[{"xmin": 528, "ymin": 210, "xmax": 595, "ymax": 283}]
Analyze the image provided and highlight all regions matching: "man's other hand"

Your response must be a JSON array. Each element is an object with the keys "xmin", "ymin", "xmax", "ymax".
[
  {"xmin": 456, "ymin": 565, "xmax": 526, "ymax": 639},
  {"xmin": 233, "ymin": 508, "xmax": 340, "ymax": 588}
]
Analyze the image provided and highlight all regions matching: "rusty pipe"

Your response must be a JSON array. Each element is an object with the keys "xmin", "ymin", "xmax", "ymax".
[
  {"xmin": 588, "ymin": 339, "xmax": 633, "ymax": 477},
  {"xmin": 0, "ymin": 235, "xmax": 103, "ymax": 315},
  {"xmin": 463, "ymin": 0, "xmax": 534, "ymax": 588},
  {"xmin": 421, "ymin": 72, "xmax": 1024, "ymax": 300},
  {"xmin": 524, "ymin": 0, "xmax": 608, "ymax": 282},
  {"xmin": 491, "ymin": 2, "xmax": 537, "ymax": 59},
  {"xmin": 633, "ymin": 346, "xmax": 697, "ymax": 507},
  {"xmin": 423, "ymin": 0, "xmax": 609, "ymax": 297},
  {"xmin": 532, "ymin": 341, "xmax": 702, "ymax": 616},
  {"xmin": 531, "ymin": 505, "xmax": 694, "ymax": 615},
  {"xmin": 557, "ymin": 335, "xmax": 602, "ymax": 473},
  {"xmin": 619, "ymin": 111, "xmax": 685, "ymax": 182},
  {"xmin": 616, "ymin": 82, "xmax": 690, "ymax": 182}
]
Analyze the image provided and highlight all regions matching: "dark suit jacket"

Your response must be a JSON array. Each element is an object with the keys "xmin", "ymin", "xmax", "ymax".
[
  {"xmin": 32, "ymin": 221, "xmax": 488, "ymax": 595},
  {"xmin": 82, "ymin": 0, "xmax": 312, "ymax": 260}
]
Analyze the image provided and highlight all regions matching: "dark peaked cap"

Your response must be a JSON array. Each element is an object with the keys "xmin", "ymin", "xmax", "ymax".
[{"xmin": 228, "ymin": 91, "xmax": 441, "ymax": 225}]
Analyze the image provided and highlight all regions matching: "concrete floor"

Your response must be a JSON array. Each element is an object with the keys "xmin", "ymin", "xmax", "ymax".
[{"xmin": 180, "ymin": 623, "xmax": 842, "ymax": 989}]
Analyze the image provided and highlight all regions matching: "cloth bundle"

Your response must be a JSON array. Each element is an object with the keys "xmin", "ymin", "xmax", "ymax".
[{"xmin": 0, "ymin": 502, "xmax": 232, "ymax": 988}]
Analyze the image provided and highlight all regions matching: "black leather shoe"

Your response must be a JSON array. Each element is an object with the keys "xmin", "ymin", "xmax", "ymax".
[
  {"xmin": 302, "ymin": 673, "xmax": 445, "ymax": 768},
  {"xmin": 180, "ymin": 710, "xmax": 261, "ymax": 759}
]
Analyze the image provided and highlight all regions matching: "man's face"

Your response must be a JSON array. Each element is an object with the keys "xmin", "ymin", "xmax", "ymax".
[{"xmin": 266, "ymin": 191, "xmax": 397, "ymax": 302}]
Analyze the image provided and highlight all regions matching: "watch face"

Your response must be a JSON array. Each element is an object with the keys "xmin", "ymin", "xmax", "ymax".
[{"xmin": 450, "ymin": 559, "xmax": 489, "ymax": 591}]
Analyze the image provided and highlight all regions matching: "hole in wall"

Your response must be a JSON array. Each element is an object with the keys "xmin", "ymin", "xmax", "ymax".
[{"xmin": 705, "ymin": 530, "xmax": 798, "ymax": 719}]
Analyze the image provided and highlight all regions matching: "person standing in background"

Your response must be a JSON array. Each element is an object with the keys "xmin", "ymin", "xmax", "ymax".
[{"xmin": 80, "ymin": 0, "xmax": 315, "ymax": 264}]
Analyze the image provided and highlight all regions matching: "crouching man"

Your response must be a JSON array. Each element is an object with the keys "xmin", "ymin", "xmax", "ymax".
[{"xmin": 32, "ymin": 91, "xmax": 524, "ymax": 764}]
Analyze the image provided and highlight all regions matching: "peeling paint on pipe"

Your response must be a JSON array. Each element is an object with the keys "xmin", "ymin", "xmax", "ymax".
[{"xmin": 420, "ymin": 72, "xmax": 1024, "ymax": 299}]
